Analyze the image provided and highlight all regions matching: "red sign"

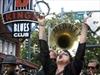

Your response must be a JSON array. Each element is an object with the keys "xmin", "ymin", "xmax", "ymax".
[
  {"xmin": 3, "ymin": 11, "xmax": 38, "ymax": 24},
  {"xmin": 15, "ymin": 0, "xmax": 29, "ymax": 8}
]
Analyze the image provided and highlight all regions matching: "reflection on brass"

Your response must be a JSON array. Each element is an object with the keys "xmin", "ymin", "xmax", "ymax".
[{"xmin": 49, "ymin": 23, "xmax": 80, "ymax": 50}]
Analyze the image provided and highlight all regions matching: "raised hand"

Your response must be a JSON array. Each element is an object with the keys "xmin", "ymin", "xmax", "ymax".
[{"xmin": 37, "ymin": 16, "xmax": 45, "ymax": 26}]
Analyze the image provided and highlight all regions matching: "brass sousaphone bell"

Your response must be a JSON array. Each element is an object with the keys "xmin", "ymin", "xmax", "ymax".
[{"xmin": 49, "ymin": 23, "xmax": 80, "ymax": 50}]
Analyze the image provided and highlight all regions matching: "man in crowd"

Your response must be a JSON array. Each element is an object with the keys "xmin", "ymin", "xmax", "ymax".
[
  {"xmin": 87, "ymin": 59, "xmax": 99, "ymax": 75},
  {"xmin": 80, "ymin": 59, "xmax": 100, "ymax": 75},
  {"xmin": 1, "ymin": 55, "xmax": 17, "ymax": 75},
  {"xmin": 37, "ymin": 15, "xmax": 89, "ymax": 75},
  {"xmin": 36, "ymin": 49, "xmax": 57, "ymax": 75}
]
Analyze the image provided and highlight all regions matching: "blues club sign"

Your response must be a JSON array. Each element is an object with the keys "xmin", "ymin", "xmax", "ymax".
[{"xmin": 1, "ymin": 0, "xmax": 37, "ymax": 38}]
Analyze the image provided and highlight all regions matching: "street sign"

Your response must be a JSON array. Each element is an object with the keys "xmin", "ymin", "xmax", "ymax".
[{"xmin": 74, "ymin": 12, "xmax": 84, "ymax": 22}]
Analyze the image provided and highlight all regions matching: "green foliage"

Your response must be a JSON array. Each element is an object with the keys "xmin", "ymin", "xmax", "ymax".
[
  {"xmin": 20, "ymin": 47, "xmax": 27, "ymax": 59},
  {"xmin": 85, "ymin": 48, "xmax": 100, "ymax": 61},
  {"xmin": 84, "ymin": 28, "xmax": 100, "ymax": 65},
  {"xmin": 20, "ymin": 31, "xmax": 40, "ymax": 66},
  {"xmin": 46, "ymin": 11, "xmax": 80, "ymax": 31},
  {"xmin": 31, "ymin": 31, "xmax": 39, "ymax": 46}
]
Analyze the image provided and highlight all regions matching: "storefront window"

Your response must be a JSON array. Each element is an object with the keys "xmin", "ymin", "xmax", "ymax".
[
  {"xmin": 3, "ymin": 40, "xmax": 8, "ymax": 54},
  {"xmin": 12, "ymin": 44, "xmax": 16, "ymax": 55},
  {"xmin": 1, "ymin": 40, "xmax": 16, "ymax": 55}
]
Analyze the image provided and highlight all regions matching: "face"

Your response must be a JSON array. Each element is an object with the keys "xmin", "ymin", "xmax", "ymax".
[
  {"xmin": 3, "ymin": 64, "xmax": 16, "ymax": 74},
  {"xmin": 49, "ymin": 51, "xmax": 57, "ymax": 62},
  {"xmin": 15, "ymin": 65, "xmax": 20, "ymax": 75},
  {"xmin": 49, "ymin": 51, "xmax": 57, "ymax": 59},
  {"xmin": 87, "ymin": 62, "xmax": 97, "ymax": 75},
  {"xmin": 56, "ymin": 51, "xmax": 70, "ymax": 64}
]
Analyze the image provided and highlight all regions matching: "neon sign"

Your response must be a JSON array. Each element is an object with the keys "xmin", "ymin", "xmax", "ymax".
[
  {"xmin": 12, "ymin": 22, "xmax": 30, "ymax": 38},
  {"xmin": 2, "ymin": 0, "xmax": 50, "ymax": 38},
  {"xmin": 2, "ymin": 0, "xmax": 36, "ymax": 38},
  {"xmin": 3, "ymin": 11, "xmax": 37, "ymax": 24}
]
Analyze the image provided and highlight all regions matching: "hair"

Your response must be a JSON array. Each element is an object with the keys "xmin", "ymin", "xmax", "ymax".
[
  {"xmin": 88, "ymin": 59, "xmax": 99, "ymax": 69},
  {"xmin": 49, "ymin": 50, "xmax": 57, "ymax": 57},
  {"xmin": 49, "ymin": 50, "xmax": 57, "ymax": 61},
  {"xmin": 63, "ymin": 50, "xmax": 72, "ymax": 62}
]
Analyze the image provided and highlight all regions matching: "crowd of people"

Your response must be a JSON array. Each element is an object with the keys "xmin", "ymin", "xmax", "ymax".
[
  {"xmin": 0, "ymin": 54, "xmax": 99, "ymax": 75},
  {"xmin": 0, "ymin": 15, "xmax": 99, "ymax": 75},
  {"xmin": 0, "ymin": 55, "xmax": 36, "ymax": 75}
]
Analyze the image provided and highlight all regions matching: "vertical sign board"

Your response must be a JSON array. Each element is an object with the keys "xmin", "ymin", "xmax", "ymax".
[{"xmin": 2, "ymin": 0, "xmax": 37, "ymax": 38}]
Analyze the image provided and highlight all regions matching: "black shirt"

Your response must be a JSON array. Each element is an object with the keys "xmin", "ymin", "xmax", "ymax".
[{"xmin": 39, "ymin": 40, "xmax": 86, "ymax": 75}]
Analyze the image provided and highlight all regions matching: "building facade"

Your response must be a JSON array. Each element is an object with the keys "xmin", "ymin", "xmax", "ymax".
[{"xmin": 0, "ymin": 0, "xmax": 38, "ymax": 70}]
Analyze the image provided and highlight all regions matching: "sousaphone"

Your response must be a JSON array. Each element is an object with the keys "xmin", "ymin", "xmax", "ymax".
[{"xmin": 49, "ymin": 23, "xmax": 80, "ymax": 50}]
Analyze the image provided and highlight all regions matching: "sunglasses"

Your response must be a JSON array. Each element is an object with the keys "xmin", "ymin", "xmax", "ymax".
[{"xmin": 87, "ymin": 66, "xmax": 96, "ymax": 69}]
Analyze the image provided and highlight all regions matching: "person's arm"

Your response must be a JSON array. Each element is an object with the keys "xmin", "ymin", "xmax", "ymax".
[
  {"xmin": 38, "ymin": 16, "xmax": 47, "ymax": 41},
  {"xmin": 38, "ymin": 17, "xmax": 56, "ymax": 75},
  {"xmin": 38, "ymin": 16, "xmax": 50, "ymax": 64},
  {"xmin": 80, "ymin": 22, "xmax": 88, "ymax": 44},
  {"xmin": 75, "ymin": 23, "xmax": 88, "ymax": 60},
  {"xmin": 71, "ymin": 22, "xmax": 89, "ymax": 75},
  {"xmin": 75, "ymin": 14, "xmax": 89, "ymax": 60},
  {"xmin": 75, "ymin": 22, "xmax": 88, "ymax": 60}
]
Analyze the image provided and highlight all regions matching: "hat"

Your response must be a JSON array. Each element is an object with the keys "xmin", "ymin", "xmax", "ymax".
[{"xmin": 2, "ymin": 55, "xmax": 17, "ymax": 64}]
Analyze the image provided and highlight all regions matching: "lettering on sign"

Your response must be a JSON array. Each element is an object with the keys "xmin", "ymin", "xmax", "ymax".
[
  {"xmin": 1, "ymin": 0, "xmax": 39, "ymax": 38},
  {"xmin": 15, "ymin": 0, "xmax": 29, "ymax": 8},
  {"xmin": 3, "ymin": 11, "xmax": 38, "ymax": 24},
  {"xmin": 12, "ymin": 22, "xmax": 30, "ymax": 38}
]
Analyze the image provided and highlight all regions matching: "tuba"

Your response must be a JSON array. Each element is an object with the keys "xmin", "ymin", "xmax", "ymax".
[{"xmin": 49, "ymin": 23, "xmax": 80, "ymax": 50}]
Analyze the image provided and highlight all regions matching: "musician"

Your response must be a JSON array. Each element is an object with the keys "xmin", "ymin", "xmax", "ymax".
[{"xmin": 38, "ymin": 16, "xmax": 89, "ymax": 75}]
